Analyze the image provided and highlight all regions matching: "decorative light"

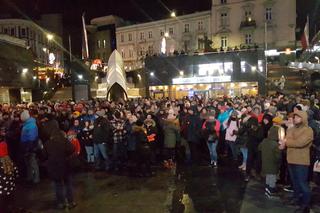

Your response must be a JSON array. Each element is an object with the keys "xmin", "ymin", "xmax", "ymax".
[
  {"xmin": 95, "ymin": 76, "xmax": 99, "ymax": 81},
  {"xmin": 42, "ymin": 47, "xmax": 47, "ymax": 52},
  {"xmin": 285, "ymin": 48, "xmax": 291, "ymax": 55},
  {"xmin": 33, "ymin": 76, "xmax": 37, "ymax": 80},
  {"xmin": 137, "ymin": 74, "xmax": 142, "ymax": 80},
  {"xmin": 161, "ymin": 37, "xmax": 166, "ymax": 54},
  {"xmin": 22, "ymin": 68, "xmax": 28, "ymax": 74},
  {"xmin": 47, "ymin": 34, "xmax": 54, "ymax": 40},
  {"xmin": 164, "ymin": 32, "xmax": 169, "ymax": 38}
]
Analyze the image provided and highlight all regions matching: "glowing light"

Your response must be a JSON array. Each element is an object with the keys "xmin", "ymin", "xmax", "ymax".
[
  {"xmin": 164, "ymin": 32, "xmax": 169, "ymax": 38},
  {"xmin": 49, "ymin": 53, "xmax": 56, "ymax": 65},
  {"xmin": 137, "ymin": 74, "xmax": 142, "ymax": 80},
  {"xmin": 161, "ymin": 37, "xmax": 166, "ymax": 54},
  {"xmin": 171, "ymin": 11, "xmax": 176, "ymax": 18},
  {"xmin": 285, "ymin": 48, "xmax": 291, "ymax": 55},
  {"xmin": 33, "ymin": 76, "xmax": 37, "ymax": 80},
  {"xmin": 22, "ymin": 68, "xmax": 28, "ymax": 74},
  {"xmin": 150, "ymin": 72, "xmax": 154, "ymax": 76},
  {"xmin": 42, "ymin": 47, "xmax": 47, "ymax": 52},
  {"xmin": 47, "ymin": 34, "xmax": 54, "ymax": 40},
  {"xmin": 251, "ymin": 66, "xmax": 257, "ymax": 72},
  {"xmin": 231, "ymin": 83, "xmax": 235, "ymax": 88},
  {"xmin": 78, "ymin": 75, "xmax": 83, "ymax": 80},
  {"xmin": 179, "ymin": 71, "xmax": 184, "ymax": 76}
]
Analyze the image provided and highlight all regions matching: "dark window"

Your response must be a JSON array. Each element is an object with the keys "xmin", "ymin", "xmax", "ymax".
[{"xmin": 221, "ymin": 0, "xmax": 227, "ymax": 4}]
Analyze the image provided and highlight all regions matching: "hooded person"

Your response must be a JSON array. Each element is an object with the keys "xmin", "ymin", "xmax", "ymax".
[
  {"xmin": 262, "ymin": 113, "xmax": 274, "ymax": 138},
  {"xmin": 20, "ymin": 110, "xmax": 40, "ymax": 184},
  {"xmin": 258, "ymin": 126, "xmax": 281, "ymax": 198},
  {"xmin": 280, "ymin": 110, "xmax": 313, "ymax": 212}
]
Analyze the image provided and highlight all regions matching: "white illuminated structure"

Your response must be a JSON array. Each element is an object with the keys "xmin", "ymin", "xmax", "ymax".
[
  {"xmin": 161, "ymin": 37, "xmax": 166, "ymax": 54},
  {"xmin": 106, "ymin": 50, "xmax": 127, "ymax": 98}
]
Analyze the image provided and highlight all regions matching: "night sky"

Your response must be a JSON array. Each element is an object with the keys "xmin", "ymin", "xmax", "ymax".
[{"xmin": 0, "ymin": 0, "xmax": 318, "ymax": 57}]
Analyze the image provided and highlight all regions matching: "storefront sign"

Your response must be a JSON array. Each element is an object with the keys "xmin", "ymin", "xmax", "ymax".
[{"xmin": 172, "ymin": 76, "xmax": 231, "ymax": 85}]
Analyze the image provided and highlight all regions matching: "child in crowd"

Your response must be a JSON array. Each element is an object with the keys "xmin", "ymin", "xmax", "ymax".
[
  {"xmin": 67, "ymin": 130, "xmax": 81, "ymax": 155},
  {"xmin": 258, "ymin": 126, "xmax": 281, "ymax": 198}
]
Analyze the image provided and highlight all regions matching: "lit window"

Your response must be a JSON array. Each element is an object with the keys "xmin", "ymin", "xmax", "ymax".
[
  {"xmin": 241, "ymin": 61, "xmax": 246, "ymax": 73},
  {"xmin": 198, "ymin": 36, "xmax": 204, "ymax": 50},
  {"xmin": 245, "ymin": 11, "xmax": 252, "ymax": 20},
  {"xmin": 121, "ymin": 34, "xmax": 124, "ymax": 42},
  {"xmin": 220, "ymin": 13, "xmax": 228, "ymax": 26},
  {"xmin": 245, "ymin": 34, "xmax": 252, "ymax": 44},
  {"xmin": 148, "ymin": 45, "xmax": 153, "ymax": 54},
  {"xmin": 224, "ymin": 62, "xmax": 233, "ymax": 74},
  {"xmin": 169, "ymin": 28, "xmax": 174, "ymax": 35},
  {"xmin": 198, "ymin": 21, "xmax": 203, "ymax": 30},
  {"xmin": 221, "ymin": 36, "xmax": 227, "ymax": 48},
  {"xmin": 266, "ymin": 8, "xmax": 272, "ymax": 21},
  {"xmin": 148, "ymin": 31, "xmax": 153, "ymax": 39},
  {"xmin": 258, "ymin": 60, "xmax": 264, "ymax": 72},
  {"xmin": 128, "ymin": 33, "xmax": 132, "ymax": 41},
  {"xmin": 103, "ymin": 40, "xmax": 106, "ymax": 48},
  {"xmin": 184, "ymin": 24, "xmax": 189, "ymax": 33},
  {"xmin": 140, "ymin": 32, "xmax": 145, "ymax": 40},
  {"xmin": 97, "ymin": 40, "xmax": 101, "ymax": 48}
]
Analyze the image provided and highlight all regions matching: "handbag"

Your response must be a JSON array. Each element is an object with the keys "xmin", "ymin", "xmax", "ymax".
[{"xmin": 313, "ymin": 160, "xmax": 320, "ymax": 173}]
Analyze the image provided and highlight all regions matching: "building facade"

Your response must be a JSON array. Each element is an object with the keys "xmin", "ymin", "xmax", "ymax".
[
  {"xmin": 0, "ymin": 17, "xmax": 64, "ymax": 70},
  {"xmin": 116, "ymin": 11, "xmax": 212, "ymax": 72},
  {"xmin": 116, "ymin": 0, "xmax": 296, "ymax": 72}
]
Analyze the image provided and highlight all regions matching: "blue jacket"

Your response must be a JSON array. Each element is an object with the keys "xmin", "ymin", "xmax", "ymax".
[{"xmin": 21, "ymin": 117, "xmax": 38, "ymax": 143}]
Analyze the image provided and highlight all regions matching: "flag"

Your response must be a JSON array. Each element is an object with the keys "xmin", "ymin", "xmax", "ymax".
[
  {"xmin": 82, "ymin": 13, "xmax": 89, "ymax": 59},
  {"xmin": 301, "ymin": 16, "xmax": 309, "ymax": 50}
]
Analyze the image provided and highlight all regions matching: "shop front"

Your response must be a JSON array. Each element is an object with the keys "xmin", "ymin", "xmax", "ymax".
[
  {"xmin": 146, "ymin": 49, "xmax": 266, "ymax": 99},
  {"xmin": 150, "ymin": 82, "xmax": 258, "ymax": 99}
]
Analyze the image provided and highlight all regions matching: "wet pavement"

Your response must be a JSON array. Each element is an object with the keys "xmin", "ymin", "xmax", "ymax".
[
  {"xmin": 9, "ymin": 161, "xmax": 320, "ymax": 213},
  {"xmin": 171, "ymin": 159, "xmax": 247, "ymax": 213},
  {"xmin": 13, "ymin": 170, "xmax": 174, "ymax": 213}
]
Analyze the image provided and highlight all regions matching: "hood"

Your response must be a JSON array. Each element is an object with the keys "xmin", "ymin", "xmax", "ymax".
[
  {"xmin": 144, "ymin": 118, "xmax": 156, "ymax": 127},
  {"xmin": 132, "ymin": 125, "xmax": 146, "ymax": 133},
  {"xmin": 24, "ymin": 117, "xmax": 36, "ymax": 126},
  {"xmin": 267, "ymin": 126, "xmax": 279, "ymax": 141},
  {"xmin": 294, "ymin": 110, "xmax": 308, "ymax": 126}
]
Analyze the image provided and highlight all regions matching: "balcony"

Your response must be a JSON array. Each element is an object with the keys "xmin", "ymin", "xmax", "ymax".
[{"xmin": 240, "ymin": 19, "xmax": 257, "ymax": 30}]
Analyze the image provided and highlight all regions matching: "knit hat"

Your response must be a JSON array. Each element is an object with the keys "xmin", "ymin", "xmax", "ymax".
[
  {"xmin": 20, "ymin": 110, "xmax": 30, "ymax": 122},
  {"xmin": 72, "ymin": 111, "xmax": 81, "ymax": 118},
  {"xmin": 272, "ymin": 116, "xmax": 283, "ymax": 125},
  {"xmin": 136, "ymin": 119, "xmax": 144, "ymax": 127}
]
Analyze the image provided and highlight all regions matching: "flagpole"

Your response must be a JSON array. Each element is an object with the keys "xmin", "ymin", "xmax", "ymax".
[
  {"xmin": 82, "ymin": 12, "xmax": 89, "ymax": 59},
  {"xmin": 68, "ymin": 35, "xmax": 72, "ymax": 62}
]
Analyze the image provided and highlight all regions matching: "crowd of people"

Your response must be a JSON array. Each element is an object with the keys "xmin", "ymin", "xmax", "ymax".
[{"xmin": 0, "ymin": 94, "xmax": 320, "ymax": 212}]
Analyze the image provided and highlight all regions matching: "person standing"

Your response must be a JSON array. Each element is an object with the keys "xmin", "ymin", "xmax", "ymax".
[
  {"xmin": 20, "ymin": 110, "xmax": 40, "ymax": 184},
  {"xmin": 44, "ymin": 126, "xmax": 77, "ymax": 210},
  {"xmin": 280, "ymin": 111, "xmax": 313, "ymax": 213},
  {"xmin": 93, "ymin": 110, "xmax": 111, "ymax": 171}
]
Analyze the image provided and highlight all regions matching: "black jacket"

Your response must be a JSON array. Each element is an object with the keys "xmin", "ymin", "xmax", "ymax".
[{"xmin": 93, "ymin": 117, "xmax": 112, "ymax": 144}]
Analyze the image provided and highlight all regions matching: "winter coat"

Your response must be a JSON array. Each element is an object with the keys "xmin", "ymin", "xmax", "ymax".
[
  {"xmin": 81, "ymin": 127, "xmax": 94, "ymax": 147},
  {"xmin": 201, "ymin": 119, "xmax": 220, "ymax": 142},
  {"xmin": 258, "ymin": 126, "xmax": 281, "ymax": 175},
  {"xmin": 163, "ymin": 119, "xmax": 180, "ymax": 149},
  {"xmin": 44, "ymin": 131, "xmax": 75, "ymax": 181},
  {"xmin": 225, "ymin": 120, "xmax": 238, "ymax": 142},
  {"xmin": 131, "ymin": 125, "xmax": 150, "ymax": 155},
  {"xmin": 145, "ymin": 119, "xmax": 158, "ymax": 144},
  {"xmin": 246, "ymin": 117, "xmax": 264, "ymax": 149},
  {"xmin": 93, "ymin": 117, "xmax": 112, "ymax": 144},
  {"xmin": 286, "ymin": 111, "xmax": 314, "ymax": 166},
  {"xmin": 39, "ymin": 119, "xmax": 59, "ymax": 143},
  {"xmin": 262, "ymin": 113, "xmax": 273, "ymax": 138},
  {"xmin": 21, "ymin": 117, "xmax": 38, "ymax": 143},
  {"xmin": 186, "ymin": 114, "xmax": 202, "ymax": 143}
]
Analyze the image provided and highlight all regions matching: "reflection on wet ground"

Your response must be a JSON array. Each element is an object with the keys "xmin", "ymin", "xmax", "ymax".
[{"xmin": 171, "ymin": 158, "xmax": 247, "ymax": 213}]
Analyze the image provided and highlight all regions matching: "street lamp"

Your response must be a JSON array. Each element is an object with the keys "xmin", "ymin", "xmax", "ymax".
[
  {"xmin": 22, "ymin": 68, "xmax": 28, "ymax": 74},
  {"xmin": 47, "ymin": 34, "xmax": 54, "ymax": 41},
  {"xmin": 78, "ymin": 74, "xmax": 83, "ymax": 80},
  {"xmin": 251, "ymin": 66, "xmax": 257, "ymax": 72},
  {"xmin": 150, "ymin": 72, "xmax": 154, "ymax": 77},
  {"xmin": 179, "ymin": 71, "xmax": 184, "ymax": 76},
  {"xmin": 42, "ymin": 47, "xmax": 47, "ymax": 52},
  {"xmin": 171, "ymin": 11, "xmax": 176, "ymax": 18}
]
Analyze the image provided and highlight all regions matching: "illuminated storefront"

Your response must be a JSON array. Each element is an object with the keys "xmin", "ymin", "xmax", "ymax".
[{"xmin": 146, "ymin": 50, "xmax": 265, "ymax": 99}]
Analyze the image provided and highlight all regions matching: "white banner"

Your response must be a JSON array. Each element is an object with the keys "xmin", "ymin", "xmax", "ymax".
[{"xmin": 172, "ymin": 76, "xmax": 231, "ymax": 85}]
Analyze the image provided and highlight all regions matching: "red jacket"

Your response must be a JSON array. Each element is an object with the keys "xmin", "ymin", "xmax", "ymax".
[
  {"xmin": 202, "ymin": 120, "xmax": 220, "ymax": 138},
  {"xmin": 0, "ymin": 141, "xmax": 8, "ymax": 157},
  {"xmin": 71, "ymin": 138, "xmax": 81, "ymax": 155}
]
